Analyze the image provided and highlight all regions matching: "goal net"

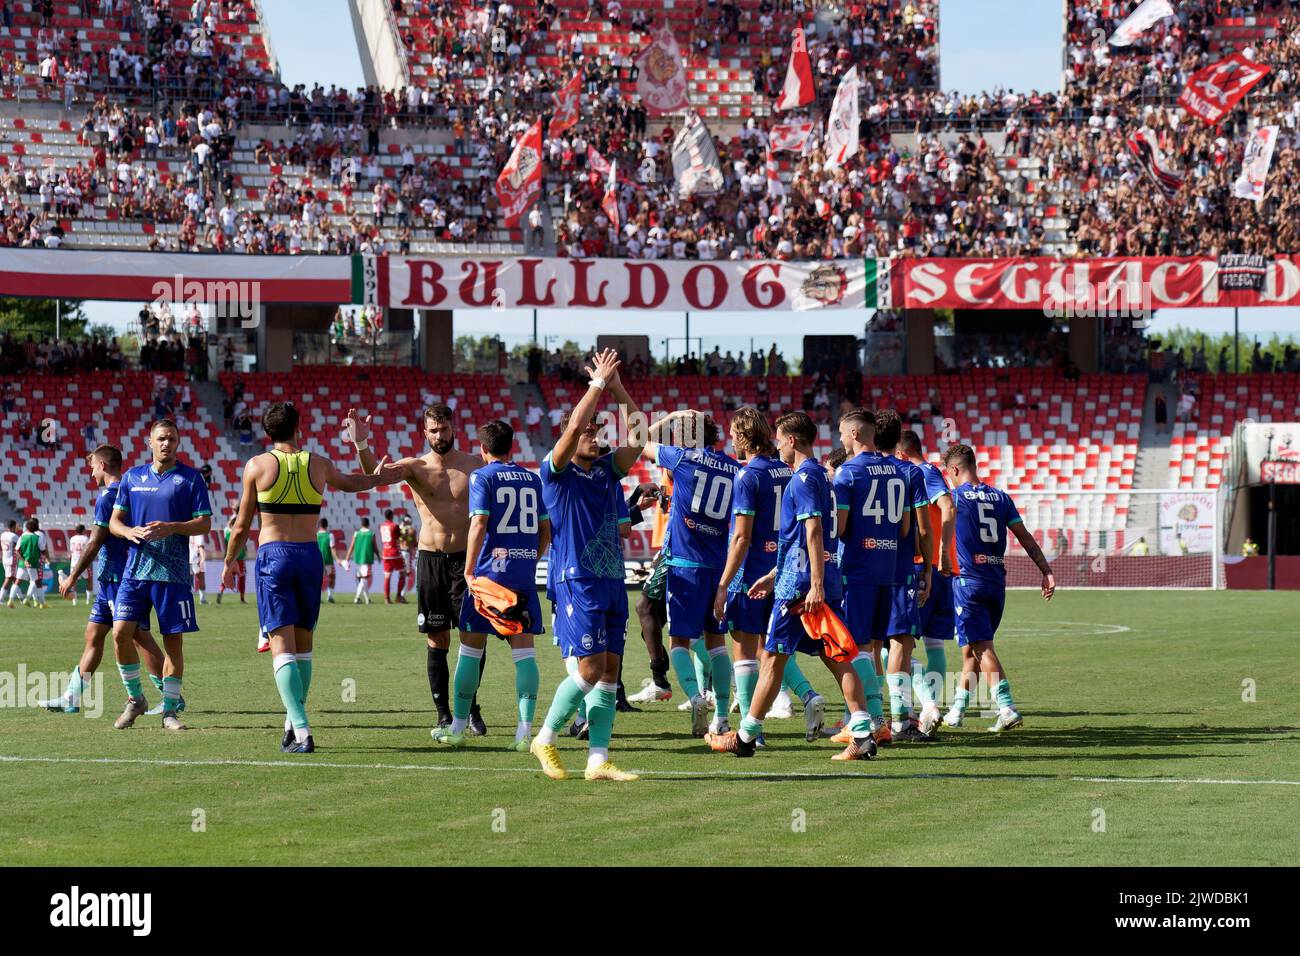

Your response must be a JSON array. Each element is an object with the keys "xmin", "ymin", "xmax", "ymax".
[{"xmin": 1005, "ymin": 489, "xmax": 1223, "ymax": 589}]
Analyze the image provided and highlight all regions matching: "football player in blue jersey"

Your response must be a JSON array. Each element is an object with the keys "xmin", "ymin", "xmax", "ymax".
[
  {"xmin": 706, "ymin": 412, "xmax": 877, "ymax": 761},
  {"xmin": 108, "ymin": 419, "xmax": 212, "ymax": 731},
  {"xmin": 640, "ymin": 409, "xmax": 741, "ymax": 737},
  {"xmin": 899, "ymin": 429, "xmax": 957, "ymax": 734},
  {"xmin": 872, "ymin": 409, "xmax": 935, "ymax": 742},
  {"xmin": 712, "ymin": 408, "xmax": 818, "ymax": 743},
  {"xmin": 433, "ymin": 419, "xmax": 549, "ymax": 752},
  {"xmin": 531, "ymin": 348, "xmax": 646, "ymax": 782},
  {"xmin": 39, "ymin": 445, "xmax": 165, "ymax": 715},
  {"xmin": 941, "ymin": 443, "xmax": 1055, "ymax": 732}
]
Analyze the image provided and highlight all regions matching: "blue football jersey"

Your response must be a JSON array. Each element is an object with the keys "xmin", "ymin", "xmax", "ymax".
[
  {"xmin": 656, "ymin": 445, "xmax": 741, "ymax": 570},
  {"xmin": 113, "ymin": 462, "xmax": 212, "ymax": 584},
  {"xmin": 891, "ymin": 457, "xmax": 931, "ymax": 582},
  {"xmin": 93, "ymin": 480, "xmax": 130, "ymax": 583},
  {"xmin": 729, "ymin": 454, "xmax": 794, "ymax": 590},
  {"xmin": 833, "ymin": 451, "xmax": 909, "ymax": 584},
  {"xmin": 540, "ymin": 452, "xmax": 627, "ymax": 583},
  {"xmin": 953, "ymin": 482, "xmax": 1023, "ymax": 586},
  {"xmin": 773, "ymin": 458, "xmax": 842, "ymax": 603},
  {"xmin": 468, "ymin": 461, "xmax": 549, "ymax": 592}
]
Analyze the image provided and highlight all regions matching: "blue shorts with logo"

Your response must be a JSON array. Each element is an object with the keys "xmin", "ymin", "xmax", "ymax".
[
  {"xmin": 256, "ymin": 541, "xmax": 325, "ymax": 633},
  {"xmin": 665, "ymin": 564, "xmax": 728, "ymax": 639},
  {"xmin": 89, "ymin": 577, "xmax": 151, "ymax": 630},
  {"xmin": 840, "ymin": 581, "xmax": 892, "ymax": 645},
  {"xmin": 725, "ymin": 588, "xmax": 773, "ymax": 635},
  {"xmin": 920, "ymin": 570, "xmax": 956, "ymax": 640},
  {"xmin": 459, "ymin": 584, "xmax": 545, "ymax": 638},
  {"xmin": 553, "ymin": 577, "xmax": 628, "ymax": 658},
  {"xmin": 954, "ymin": 576, "xmax": 1005, "ymax": 647},
  {"xmin": 113, "ymin": 578, "xmax": 198, "ymax": 634},
  {"xmin": 886, "ymin": 574, "xmax": 921, "ymax": 640}
]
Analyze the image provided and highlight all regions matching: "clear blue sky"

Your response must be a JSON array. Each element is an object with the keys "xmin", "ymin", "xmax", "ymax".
[{"xmin": 81, "ymin": 0, "xmax": 1298, "ymax": 350}]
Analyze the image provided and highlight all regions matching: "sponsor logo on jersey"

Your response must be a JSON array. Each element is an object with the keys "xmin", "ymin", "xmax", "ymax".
[
  {"xmin": 764, "ymin": 541, "xmax": 778, "ymax": 553},
  {"xmin": 861, "ymin": 537, "xmax": 898, "ymax": 551}
]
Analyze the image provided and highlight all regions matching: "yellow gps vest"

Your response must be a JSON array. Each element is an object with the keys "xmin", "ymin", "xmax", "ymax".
[{"xmin": 257, "ymin": 449, "xmax": 324, "ymax": 514}]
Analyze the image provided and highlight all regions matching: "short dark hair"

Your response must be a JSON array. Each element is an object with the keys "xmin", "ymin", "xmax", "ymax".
[
  {"xmin": 942, "ymin": 443, "xmax": 977, "ymax": 473},
  {"xmin": 840, "ymin": 406, "xmax": 876, "ymax": 433},
  {"xmin": 149, "ymin": 418, "xmax": 179, "ymax": 436},
  {"xmin": 87, "ymin": 443, "xmax": 123, "ymax": 471},
  {"xmin": 361, "ymin": 517, "xmax": 370, "ymax": 528},
  {"xmin": 319, "ymin": 518, "xmax": 329, "ymax": 529},
  {"xmin": 75, "ymin": 524, "xmax": 85, "ymax": 534},
  {"xmin": 25, "ymin": 517, "xmax": 39, "ymax": 532},
  {"xmin": 384, "ymin": 509, "xmax": 394, "ymax": 521},
  {"xmin": 826, "ymin": 447, "xmax": 848, "ymax": 470},
  {"xmin": 874, "ymin": 408, "xmax": 903, "ymax": 452},
  {"xmin": 899, "ymin": 429, "xmax": 924, "ymax": 457},
  {"xmin": 479, "ymin": 419, "xmax": 514, "ymax": 457},
  {"xmin": 5, "ymin": 520, "xmax": 15, "ymax": 531},
  {"xmin": 702, "ymin": 415, "xmax": 720, "ymax": 449},
  {"xmin": 774, "ymin": 411, "xmax": 815, "ymax": 447},
  {"xmin": 424, "ymin": 404, "xmax": 454, "ymax": 426},
  {"xmin": 262, "ymin": 401, "xmax": 299, "ymax": 442}
]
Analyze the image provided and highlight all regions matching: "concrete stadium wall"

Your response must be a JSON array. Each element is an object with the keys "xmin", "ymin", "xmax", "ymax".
[{"xmin": 351, "ymin": 0, "xmax": 408, "ymax": 90}]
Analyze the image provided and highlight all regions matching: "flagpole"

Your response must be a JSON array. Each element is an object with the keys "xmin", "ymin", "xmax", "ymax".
[{"xmin": 1234, "ymin": 307, "xmax": 1239, "ymax": 372}]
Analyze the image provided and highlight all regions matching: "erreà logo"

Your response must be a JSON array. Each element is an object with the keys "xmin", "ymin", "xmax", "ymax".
[{"xmin": 49, "ymin": 886, "xmax": 152, "ymax": 936}]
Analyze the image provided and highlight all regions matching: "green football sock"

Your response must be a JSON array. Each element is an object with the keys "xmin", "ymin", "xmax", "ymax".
[
  {"xmin": 886, "ymin": 672, "xmax": 910, "ymax": 720},
  {"xmin": 994, "ymin": 678, "xmax": 1016, "ymax": 711},
  {"xmin": 738, "ymin": 714, "xmax": 764, "ymax": 743},
  {"xmin": 452, "ymin": 646, "xmax": 484, "ymax": 721},
  {"xmin": 734, "ymin": 659, "xmax": 759, "ymax": 720},
  {"xmin": 513, "ymin": 650, "xmax": 539, "ymax": 725},
  {"xmin": 543, "ymin": 675, "xmax": 591, "ymax": 733},
  {"xmin": 149, "ymin": 673, "xmax": 164, "ymax": 694},
  {"xmin": 296, "ymin": 652, "xmax": 313, "ymax": 699},
  {"xmin": 583, "ymin": 681, "xmax": 618, "ymax": 751},
  {"xmin": 922, "ymin": 644, "xmax": 947, "ymax": 706},
  {"xmin": 847, "ymin": 709, "xmax": 872, "ymax": 736},
  {"xmin": 691, "ymin": 638, "xmax": 711, "ymax": 690},
  {"xmin": 67, "ymin": 667, "xmax": 85, "ymax": 698},
  {"xmin": 708, "ymin": 647, "xmax": 732, "ymax": 719},
  {"xmin": 117, "ymin": 663, "xmax": 143, "ymax": 699},
  {"xmin": 782, "ymin": 655, "xmax": 814, "ymax": 700},
  {"xmin": 853, "ymin": 656, "xmax": 885, "ymax": 724},
  {"xmin": 953, "ymin": 687, "xmax": 972, "ymax": 714},
  {"xmin": 670, "ymin": 645, "xmax": 701, "ymax": 699},
  {"xmin": 273, "ymin": 655, "xmax": 309, "ymax": 731},
  {"xmin": 162, "ymin": 676, "xmax": 182, "ymax": 713}
]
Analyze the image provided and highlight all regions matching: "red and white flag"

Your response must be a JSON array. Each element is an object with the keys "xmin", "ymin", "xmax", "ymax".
[
  {"xmin": 586, "ymin": 145, "xmax": 611, "ymax": 176},
  {"xmin": 1179, "ymin": 54, "xmax": 1271, "ymax": 126},
  {"xmin": 766, "ymin": 146, "xmax": 785, "ymax": 199},
  {"xmin": 824, "ymin": 66, "xmax": 860, "ymax": 169},
  {"xmin": 1107, "ymin": 0, "xmax": 1173, "ymax": 46},
  {"xmin": 635, "ymin": 25, "xmax": 690, "ymax": 116},
  {"xmin": 548, "ymin": 73, "xmax": 582, "ymax": 139},
  {"xmin": 769, "ymin": 119, "xmax": 814, "ymax": 153},
  {"xmin": 495, "ymin": 120, "xmax": 544, "ymax": 227},
  {"xmin": 601, "ymin": 160, "xmax": 620, "ymax": 230},
  {"xmin": 775, "ymin": 26, "xmax": 816, "ymax": 111},
  {"xmin": 1127, "ymin": 129, "xmax": 1183, "ymax": 201}
]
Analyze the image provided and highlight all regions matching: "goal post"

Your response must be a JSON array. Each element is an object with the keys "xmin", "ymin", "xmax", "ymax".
[{"xmin": 1003, "ymin": 489, "xmax": 1222, "ymax": 589}]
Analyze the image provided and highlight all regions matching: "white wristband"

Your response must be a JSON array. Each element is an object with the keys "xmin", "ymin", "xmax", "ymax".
[
  {"xmin": 354, "ymin": 440, "xmax": 369, "ymax": 452},
  {"xmin": 589, "ymin": 376, "xmax": 607, "ymax": 391}
]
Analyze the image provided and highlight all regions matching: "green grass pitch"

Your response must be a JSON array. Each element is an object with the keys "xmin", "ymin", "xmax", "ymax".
[{"xmin": 1, "ymin": 590, "xmax": 1297, "ymax": 866}]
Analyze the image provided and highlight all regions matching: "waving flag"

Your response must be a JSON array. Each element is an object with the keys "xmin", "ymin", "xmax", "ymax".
[
  {"xmin": 775, "ymin": 26, "xmax": 816, "ymax": 111},
  {"xmin": 1107, "ymin": 0, "xmax": 1174, "ymax": 46},
  {"xmin": 586, "ymin": 146, "xmax": 611, "ymax": 176},
  {"xmin": 766, "ymin": 146, "xmax": 785, "ymax": 199},
  {"xmin": 601, "ymin": 160, "xmax": 620, "ymax": 230},
  {"xmin": 1179, "ymin": 54, "xmax": 1271, "ymax": 126},
  {"xmin": 548, "ymin": 73, "xmax": 582, "ymax": 138},
  {"xmin": 635, "ymin": 26, "xmax": 690, "ymax": 116},
  {"xmin": 671, "ymin": 111, "xmax": 724, "ymax": 198},
  {"xmin": 1127, "ymin": 129, "xmax": 1183, "ymax": 201},
  {"xmin": 495, "ymin": 120, "xmax": 544, "ymax": 227},
  {"xmin": 770, "ymin": 120, "xmax": 814, "ymax": 153},
  {"xmin": 1233, "ymin": 125, "xmax": 1279, "ymax": 203},
  {"xmin": 824, "ymin": 66, "xmax": 860, "ymax": 169}
]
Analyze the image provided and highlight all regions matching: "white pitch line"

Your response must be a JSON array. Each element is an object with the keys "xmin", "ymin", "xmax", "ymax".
[{"xmin": 2, "ymin": 755, "xmax": 1299, "ymax": 787}]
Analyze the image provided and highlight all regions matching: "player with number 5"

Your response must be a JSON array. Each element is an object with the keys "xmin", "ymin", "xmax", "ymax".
[{"xmin": 941, "ymin": 443, "xmax": 1055, "ymax": 732}]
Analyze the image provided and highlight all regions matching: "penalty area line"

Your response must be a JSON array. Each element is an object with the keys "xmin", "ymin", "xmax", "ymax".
[{"xmin": 2, "ymin": 755, "xmax": 1299, "ymax": 787}]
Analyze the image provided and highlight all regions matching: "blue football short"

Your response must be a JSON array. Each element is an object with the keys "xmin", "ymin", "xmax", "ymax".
[
  {"xmin": 89, "ymin": 577, "xmax": 150, "ymax": 630},
  {"xmin": 920, "ymin": 570, "xmax": 955, "ymax": 640},
  {"xmin": 113, "ymin": 578, "xmax": 198, "ymax": 635},
  {"xmin": 665, "ymin": 564, "xmax": 728, "ymax": 640},
  {"xmin": 954, "ymin": 576, "xmax": 1005, "ymax": 647},
  {"xmin": 255, "ymin": 541, "xmax": 325, "ymax": 633},
  {"xmin": 552, "ymin": 577, "xmax": 628, "ymax": 658}
]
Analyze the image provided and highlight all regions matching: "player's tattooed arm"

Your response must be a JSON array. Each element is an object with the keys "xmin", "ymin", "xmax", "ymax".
[
  {"xmin": 1010, "ymin": 522, "xmax": 1057, "ymax": 601},
  {"xmin": 60, "ymin": 526, "xmax": 107, "ymax": 598}
]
